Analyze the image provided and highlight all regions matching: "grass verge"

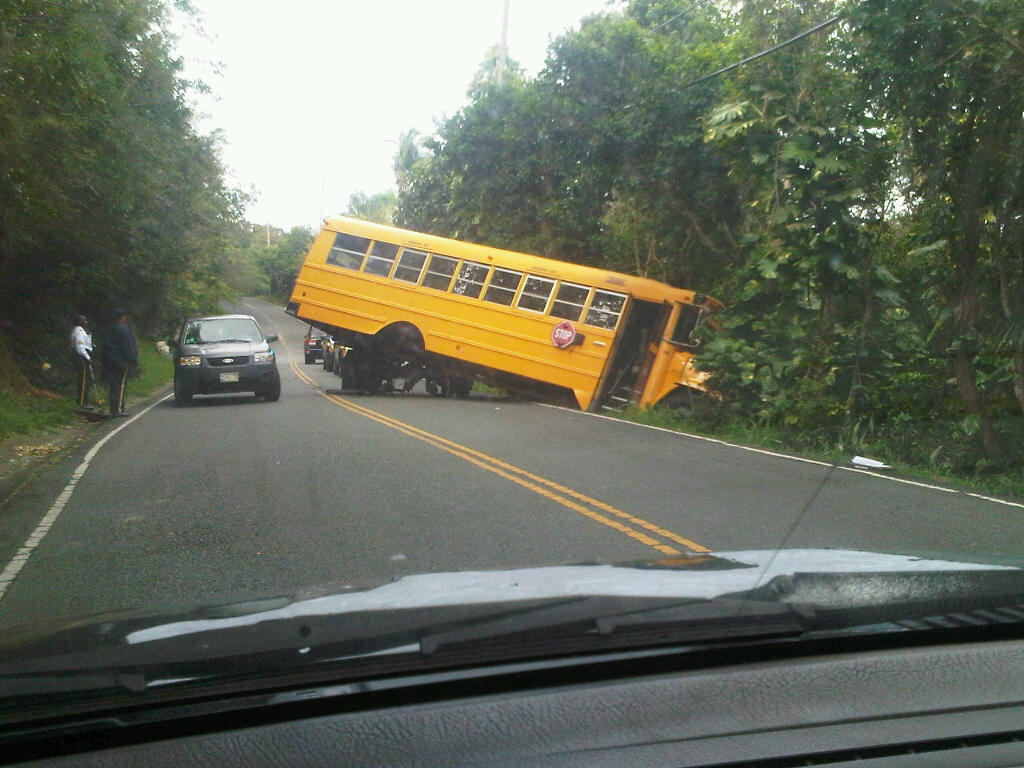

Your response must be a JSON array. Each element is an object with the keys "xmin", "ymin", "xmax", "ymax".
[
  {"xmin": 0, "ymin": 337, "xmax": 174, "ymax": 440},
  {"xmin": 472, "ymin": 381, "xmax": 509, "ymax": 397},
  {"xmin": 0, "ymin": 389, "xmax": 76, "ymax": 439},
  {"xmin": 131, "ymin": 339, "xmax": 174, "ymax": 399}
]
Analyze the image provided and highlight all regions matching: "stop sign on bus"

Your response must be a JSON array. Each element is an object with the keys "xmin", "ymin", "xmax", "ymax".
[{"xmin": 550, "ymin": 321, "xmax": 577, "ymax": 349}]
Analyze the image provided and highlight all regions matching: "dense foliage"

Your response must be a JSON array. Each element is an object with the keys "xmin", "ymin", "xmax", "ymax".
[
  {"xmin": 0, "ymin": 0, "xmax": 244, "ymax": 349},
  {"xmin": 398, "ymin": 0, "xmax": 1024, "ymax": 477}
]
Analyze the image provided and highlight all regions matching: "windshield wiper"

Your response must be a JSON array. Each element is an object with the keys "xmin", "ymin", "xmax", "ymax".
[
  {"xmin": 418, "ymin": 569, "xmax": 1024, "ymax": 658},
  {"xmin": 418, "ymin": 595, "xmax": 806, "ymax": 657}
]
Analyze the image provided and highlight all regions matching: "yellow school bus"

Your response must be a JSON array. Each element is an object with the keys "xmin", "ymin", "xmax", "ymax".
[{"xmin": 287, "ymin": 217, "xmax": 720, "ymax": 412}]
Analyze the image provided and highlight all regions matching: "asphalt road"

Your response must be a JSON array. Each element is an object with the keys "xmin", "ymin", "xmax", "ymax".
[{"xmin": 1, "ymin": 297, "xmax": 1023, "ymax": 627}]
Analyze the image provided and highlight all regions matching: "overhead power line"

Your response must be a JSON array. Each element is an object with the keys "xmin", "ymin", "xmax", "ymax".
[
  {"xmin": 681, "ymin": 14, "xmax": 842, "ymax": 89},
  {"xmin": 651, "ymin": 8, "xmax": 691, "ymax": 33}
]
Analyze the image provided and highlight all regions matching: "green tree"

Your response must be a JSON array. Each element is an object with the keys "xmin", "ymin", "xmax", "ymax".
[
  {"xmin": 0, "ymin": 0, "xmax": 243, "ymax": 365},
  {"xmin": 698, "ymin": 0, "xmax": 899, "ymax": 443},
  {"xmin": 392, "ymin": 130, "xmax": 423, "ymax": 193},
  {"xmin": 345, "ymin": 191, "xmax": 397, "ymax": 225},
  {"xmin": 848, "ymin": 0, "xmax": 1024, "ymax": 463},
  {"xmin": 466, "ymin": 45, "xmax": 524, "ymax": 99},
  {"xmin": 255, "ymin": 226, "xmax": 314, "ymax": 300},
  {"xmin": 398, "ymin": 1, "xmax": 742, "ymax": 285}
]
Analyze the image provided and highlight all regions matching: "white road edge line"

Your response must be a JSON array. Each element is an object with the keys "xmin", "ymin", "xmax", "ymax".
[
  {"xmin": 0, "ymin": 393, "xmax": 174, "ymax": 602},
  {"xmin": 539, "ymin": 403, "xmax": 1024, "ymax": 508},
  {"xmin": 966, "ymin": 492, "xmax": 1024, "ymax": 510}
]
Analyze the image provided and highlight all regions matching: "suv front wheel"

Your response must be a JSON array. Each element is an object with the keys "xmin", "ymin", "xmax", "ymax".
[
  {"xmin": 173, "ymin": 378, "xmax": 193, "ymax": 407},
  {"xmin": 260, "ymin": 377, "xmax": 281, "ymax": 402}
]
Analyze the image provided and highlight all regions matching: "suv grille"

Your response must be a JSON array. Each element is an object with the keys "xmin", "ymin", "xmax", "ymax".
[{"xmin": 208, "ymin": 356, "xmax": 249, "ymax": 366}]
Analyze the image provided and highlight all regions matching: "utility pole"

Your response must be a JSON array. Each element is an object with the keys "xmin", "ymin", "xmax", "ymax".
[
  {"xmin": 496, "ymin": 0, "xmax": 510, "ymax": 87},
  {"xmin": 319, "ymin": 177, "xmax": 326, "ymax": 224}
]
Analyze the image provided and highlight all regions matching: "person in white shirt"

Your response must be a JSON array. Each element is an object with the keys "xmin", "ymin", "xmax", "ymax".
[{"xmin": 70, "ymin": 315, "xmax": 94, "ymax": 408}]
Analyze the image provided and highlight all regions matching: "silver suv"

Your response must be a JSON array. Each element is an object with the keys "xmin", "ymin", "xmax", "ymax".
[{"xmin": 170, "ymin": 315, "xmax": 280, "ymax": 406}]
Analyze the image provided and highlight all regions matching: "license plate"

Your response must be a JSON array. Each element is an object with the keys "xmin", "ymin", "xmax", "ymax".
[{"xmin": 219, "ymin": 372, "xmax": 239, "ymax": 383}]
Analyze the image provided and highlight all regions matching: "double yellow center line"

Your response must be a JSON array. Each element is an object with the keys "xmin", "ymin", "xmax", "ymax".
[{"xmin": 290, "ymin": 359, "xmax": 709, "ymax": 557}]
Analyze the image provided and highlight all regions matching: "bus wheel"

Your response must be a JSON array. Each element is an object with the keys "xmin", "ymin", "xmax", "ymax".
[
  {"xmin": 451, "ymin": 376, "xmax": 472, "ymax": 398},
  {"xmin": 359, "ymin": 360, "xmax": 390, "ymax": 395},
  {"xmin": 338, "ymin": 349, "xmax": 361, "ymax": 391},
  {"xmin": 371, "ymin": 377, "xmax": 395, "ymax": 395},
  {"xmin": 425, "ymin": 377, "xmax": 448, "ymax": 397}
]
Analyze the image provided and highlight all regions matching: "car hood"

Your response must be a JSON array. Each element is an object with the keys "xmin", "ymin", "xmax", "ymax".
[
  {"xmin": 1, "ymin": 548, "xmax": 1021, "ymax": 665},
  {"xmin": 180, "ymin": 340, "xmax": 268, "ymax": 356}
]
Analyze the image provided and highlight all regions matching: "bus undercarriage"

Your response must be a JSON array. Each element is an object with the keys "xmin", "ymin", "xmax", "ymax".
[{"xmin": 305, "ymin": 311, "xmax": 699, "ymax": 412}]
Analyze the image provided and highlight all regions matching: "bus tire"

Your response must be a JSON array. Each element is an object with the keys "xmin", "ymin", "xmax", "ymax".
[
  {"xmin": 451, "ymin": 376, "xmax": 472, "ymax": 398},
  {"xmin": 338, "ymin": 365, "xmax": 353, "ymax": 391}
]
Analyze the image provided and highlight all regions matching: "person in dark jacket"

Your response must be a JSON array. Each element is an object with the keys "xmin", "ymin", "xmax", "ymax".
[{"xmin": 103, "ymin": 308, "xmax": 138, "ymax": 417}]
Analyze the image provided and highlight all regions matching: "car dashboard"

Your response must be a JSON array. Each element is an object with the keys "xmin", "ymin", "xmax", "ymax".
[{"xmin": 7, "ymin": 632, "xmax": 1024, "ymax": 767}]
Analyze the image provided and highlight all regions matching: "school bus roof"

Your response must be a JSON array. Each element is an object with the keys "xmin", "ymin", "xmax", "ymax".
[{"xmin": 322, "ymin": 216, "xmax": 719, "ymax": 309}]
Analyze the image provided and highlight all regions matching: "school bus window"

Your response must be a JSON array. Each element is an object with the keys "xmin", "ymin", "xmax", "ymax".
[
  {"xmin": 422, "ymin": 254, "xmax": 458, "ymax": 291},
  {"xmin": 483, "ymin": 268, "xmax": 523, "ymax": 306},
  {"xmin": 326, "ymin": 232, "xmax": 371, "ymax": 270},
  {"xmin": 517, "ymin": 276, "xmax": 555, "ymax": 313},
  {"xmin": 453, "ymin": 261, "xmax": 489, "ymax": 298},
  {"xmin": 393, "ymin": 248, "xmax": 428, "ymax": 284},
  {"xmin": 585, "ymin": 290, "xmax": 626, "ymax": 330},
  {"xmin": 550, "ymin": 282, "xmax": 590, "ymax": 322},
  {"xmin": 365, "ymin": 241, "xmax": 399, "ymax": 277}
]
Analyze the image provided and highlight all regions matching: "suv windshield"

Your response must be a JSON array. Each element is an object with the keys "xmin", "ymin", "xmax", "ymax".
[{"xmin": 183, "ymin": 318, "xmax": 262, "ymax": 344}]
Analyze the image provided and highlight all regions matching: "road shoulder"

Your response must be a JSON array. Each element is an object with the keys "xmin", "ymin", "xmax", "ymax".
[{"xmin": 0, "ymin": 384, "xmax": 171, "ymax": 512}]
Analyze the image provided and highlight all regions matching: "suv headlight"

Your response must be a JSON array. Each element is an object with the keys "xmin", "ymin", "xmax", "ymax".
[
  {"xmin": 253, "ymin": 351, "xmax": 275, "ymax": 364},
  {"xmin": 179, "ymin": 356, "xmax": 202, "ymax": 367}
]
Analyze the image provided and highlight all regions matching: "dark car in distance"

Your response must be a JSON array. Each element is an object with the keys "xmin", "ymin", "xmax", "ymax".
[
  {"xmin": 303, "ymin": 325, "xmax": 327, "ymax": 364},
  {"xmin": 169, "ymin": 314, "xmax": 280, "ymax": 405}
]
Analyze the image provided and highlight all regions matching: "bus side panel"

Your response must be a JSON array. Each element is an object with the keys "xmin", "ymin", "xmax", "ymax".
[
  {"xmin": 289, "ymin": 230, "xmax": 347, "ymax": 330},
  {"xmin": 573, "ymin": 389, "xmax": 594, "ymax": 411},
  {"xmin": 290, "ymin": 253, "xmax": 615, "ymax": 402}
]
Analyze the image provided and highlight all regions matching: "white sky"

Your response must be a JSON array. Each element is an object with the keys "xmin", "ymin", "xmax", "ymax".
[{"xmin": 172, "ymin": 0, "xmax": 620, "ymax": 230}]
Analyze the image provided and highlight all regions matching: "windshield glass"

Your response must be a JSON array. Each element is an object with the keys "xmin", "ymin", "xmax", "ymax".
[
  {"xmin": 671, "ymin": 304, "xmax": 704, "ymax": 348},
  {"xmin": 1, "ymin": 0, "xmax": 1023, "ymax": 727},
  {"xmin": 183, "ymin": 318, "xmax": 262, "ymax": 344}
]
